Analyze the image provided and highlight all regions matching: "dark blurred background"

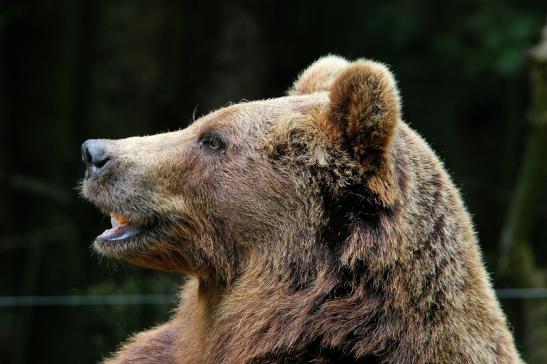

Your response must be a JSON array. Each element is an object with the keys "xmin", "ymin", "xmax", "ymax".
[{"xmin": 1, "ymin": 0, "xmax": 547, "ymax": 363}]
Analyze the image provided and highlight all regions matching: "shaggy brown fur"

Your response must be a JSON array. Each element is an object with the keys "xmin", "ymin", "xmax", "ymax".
[{"xmin": 82, "ymin": 56, "xmax": 522, "ymax": 363}]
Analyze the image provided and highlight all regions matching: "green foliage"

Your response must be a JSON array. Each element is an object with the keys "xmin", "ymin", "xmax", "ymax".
[{"xmin": 462, "ymin": 4, "xmax": 539, "ymax": 76}]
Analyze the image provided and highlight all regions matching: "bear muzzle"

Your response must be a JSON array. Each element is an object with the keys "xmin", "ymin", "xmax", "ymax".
[{"xmin": 80, "ymin": 138, "xmax": 158, "ymax": 249}]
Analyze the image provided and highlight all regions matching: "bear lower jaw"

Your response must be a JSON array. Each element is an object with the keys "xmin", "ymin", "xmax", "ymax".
[{"xmin": 97, "ymin": 222, "xmax": 141, "ymax": 242}]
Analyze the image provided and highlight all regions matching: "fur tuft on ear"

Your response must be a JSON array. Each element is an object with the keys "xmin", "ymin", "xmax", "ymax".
[
  {"xmin": 326, "ymin": 60, "xmax": 401, "ymax": 205},
  {"xmin": 288, "ymin": 55, "xmax": 349, "ymax": 96}
]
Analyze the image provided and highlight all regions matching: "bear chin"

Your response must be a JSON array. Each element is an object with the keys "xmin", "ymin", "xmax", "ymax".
[{"xmin": 94, "ymin": 229, "xmax": 150, "ymax": 256}]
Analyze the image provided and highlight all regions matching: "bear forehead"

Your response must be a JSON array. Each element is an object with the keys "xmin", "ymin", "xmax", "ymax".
[{"xmin": 195, "ymin": 92, "xmax": 329, "ymax": 133}]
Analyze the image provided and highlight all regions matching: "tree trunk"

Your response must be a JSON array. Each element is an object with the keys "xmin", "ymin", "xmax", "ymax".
[{"xmin": 498, "ymin": 23, "xmax": 547, "ymax": 363}]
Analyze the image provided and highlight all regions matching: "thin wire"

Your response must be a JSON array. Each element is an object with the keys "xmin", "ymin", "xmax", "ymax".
[
  {"xmin": 0, "ymin": 289, "xmax": 546, "ymax": 307},
  {"xmin": 496, "ymin": 288, "xmax": 547, "ymax": 299},
  {"xmin": 0, "ymin": 294, "xmax": 177, "ymax": 307}
]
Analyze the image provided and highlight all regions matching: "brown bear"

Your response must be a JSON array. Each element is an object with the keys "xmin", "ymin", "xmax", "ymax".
[{"xmin": 81, "ymin": 56, "xmax": 523, "ymax": 363}]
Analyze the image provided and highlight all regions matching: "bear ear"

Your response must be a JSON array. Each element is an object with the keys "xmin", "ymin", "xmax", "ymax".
[
  {"xmin": 288, "ymin": 55, "xmax": 349, "ymax": 95},
  {"xmin": 325, "ymin": 60, "xmax": 401, "ymax": 205}
]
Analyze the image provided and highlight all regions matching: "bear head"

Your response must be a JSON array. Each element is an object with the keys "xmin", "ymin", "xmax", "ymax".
[{"xmin": 81, "ymin": 56, "xmax": 401, "ymax": 286}]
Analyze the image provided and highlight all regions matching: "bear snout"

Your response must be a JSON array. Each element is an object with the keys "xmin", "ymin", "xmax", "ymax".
[{"xmin": 81, "ymin": 139, "xmax": 111, "ymax": 179}]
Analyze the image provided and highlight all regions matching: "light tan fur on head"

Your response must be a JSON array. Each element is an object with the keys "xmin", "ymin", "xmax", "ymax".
[{"xmin": 288, "ymin": 55, "xmax": 349, "ymax": 95}]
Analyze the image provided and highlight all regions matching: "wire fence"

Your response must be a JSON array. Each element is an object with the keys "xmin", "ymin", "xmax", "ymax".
[
  {"xmin": 1, "ymin": 289, "xmax": 547, "ymax": 307},
  {"xmin": 0, "ymin": 294, "xmax": 177, "ymax": 307}
]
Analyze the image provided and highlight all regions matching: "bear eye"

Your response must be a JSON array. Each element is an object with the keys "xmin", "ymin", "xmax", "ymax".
[{"xmin": 199, "ymin": 133, "xmax": 225, "ymax": 152}]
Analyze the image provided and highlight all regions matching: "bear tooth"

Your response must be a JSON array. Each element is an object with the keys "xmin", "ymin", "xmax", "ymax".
[{"xmin": 110, "ymin": 213, "xmax": 129, "ymax": 227}]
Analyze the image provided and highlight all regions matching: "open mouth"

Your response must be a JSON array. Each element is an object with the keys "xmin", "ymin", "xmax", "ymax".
[{"xmin": 97, "ymin": 213, "xmax": 143, "ymax": 242}]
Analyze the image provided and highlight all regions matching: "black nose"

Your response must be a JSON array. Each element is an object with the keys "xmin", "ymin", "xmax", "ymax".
[{"xmin": 81, "ymin": 139, "xmax": 110, "ymax": 178}]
